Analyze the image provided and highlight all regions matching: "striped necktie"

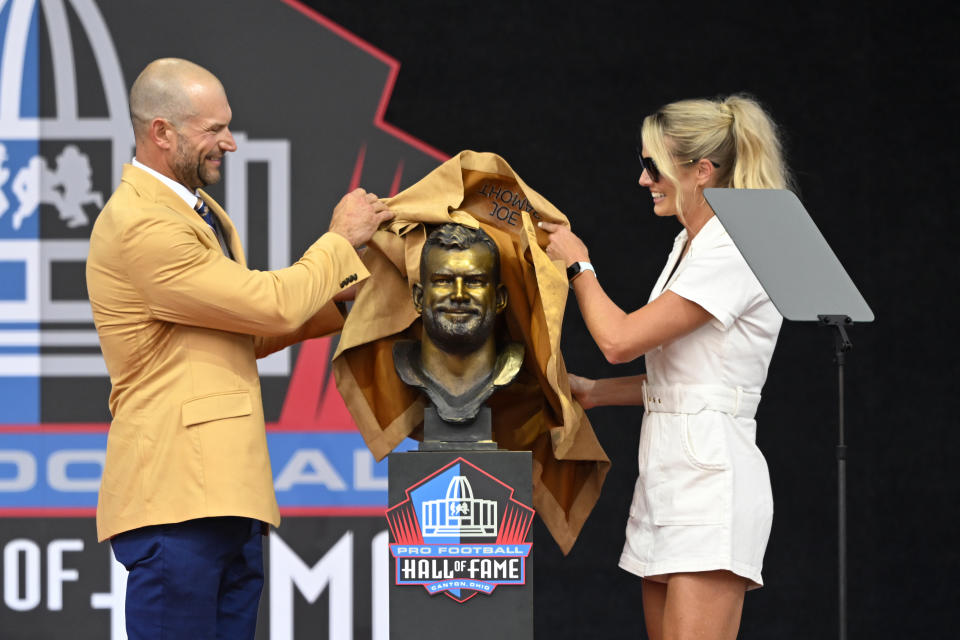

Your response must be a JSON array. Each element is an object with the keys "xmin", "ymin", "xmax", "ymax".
[
  {"xmin": 195, "ymin": 198, "xmax": 217, "ymax": 232},
  {"xmin": 195, "ymin": 198, "xmax": 232, "ymax": 259}
]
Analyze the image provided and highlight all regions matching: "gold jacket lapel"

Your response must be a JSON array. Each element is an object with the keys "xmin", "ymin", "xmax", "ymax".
[{"xmin": 122, "ymin": 165, "xmax": 222, "ymax": 254}]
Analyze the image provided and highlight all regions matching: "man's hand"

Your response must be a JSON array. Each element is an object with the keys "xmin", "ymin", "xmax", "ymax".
[
  {"xmin": 328, "ymin": 188, "xmax": 394, "ymax": 248},
  {"xmin": 332, "ymin": 282, "xmax": 359, "ymax": 302}
]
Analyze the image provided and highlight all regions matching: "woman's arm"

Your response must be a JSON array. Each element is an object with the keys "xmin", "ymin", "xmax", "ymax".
[
  {"xmin": 540, "ymin": 221, "xmax": 713, "ymax": 364},
  {"xmin": 572, "ymin": 278, "xmax": 713, "ymax": 363},
  {"xmin": 569, "ymin": 373, "xmax": 647, "ymax": 409}
]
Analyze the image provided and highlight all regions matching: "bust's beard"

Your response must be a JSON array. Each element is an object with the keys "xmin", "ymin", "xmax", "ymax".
[{"xmin": 422, "ymin": 307, "xmax": 495, "ymax": 355}]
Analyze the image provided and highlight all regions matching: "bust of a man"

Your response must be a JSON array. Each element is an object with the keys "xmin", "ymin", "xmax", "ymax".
[{"xmin": 393, "ymin": 223, "xmax": 523, "ymax": 424}]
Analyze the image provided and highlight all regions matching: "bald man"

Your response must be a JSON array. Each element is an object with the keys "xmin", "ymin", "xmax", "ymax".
[{"xmin": 86, "ymin": 58, "xmax": 393, "ymax": 639}]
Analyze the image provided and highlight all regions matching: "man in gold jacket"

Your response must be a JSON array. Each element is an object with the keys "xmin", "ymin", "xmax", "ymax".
[{"xmin": 85, "ymin": 58, "xmax": 392, "ymax": 639}]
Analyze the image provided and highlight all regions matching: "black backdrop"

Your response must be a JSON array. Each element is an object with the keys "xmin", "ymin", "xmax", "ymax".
[{"xmin": 304, "ymin": 1, "xmax": 958, "ymax": 638}]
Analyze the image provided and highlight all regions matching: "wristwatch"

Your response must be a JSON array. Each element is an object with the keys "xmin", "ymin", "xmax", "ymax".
[{"xmin": 566, "ymin": 261, "xmax": 596, "ymax": 286}]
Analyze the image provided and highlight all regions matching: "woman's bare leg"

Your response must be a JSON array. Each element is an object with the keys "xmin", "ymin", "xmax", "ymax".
[
  {"xmin": 641, "ymin": 578, "xmax": 667, "ymax": 640},
  {"xmin": 660, "ymin": 570, "xmax": 747, "ymax": 640}
]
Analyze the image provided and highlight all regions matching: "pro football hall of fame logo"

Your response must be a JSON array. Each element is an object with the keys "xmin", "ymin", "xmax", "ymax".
[{"xmin": 387, "ymin": 457, "xmax": 534, "ymax": 603}]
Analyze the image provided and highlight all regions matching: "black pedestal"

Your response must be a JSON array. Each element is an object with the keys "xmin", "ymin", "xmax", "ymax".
[
  {"xmin": 386, "ymin": 448, "xmax": 534, "ymax": 639},
  {"xmin": 419, "ymin": 406, "xmax": 497, "ymax": 451}
]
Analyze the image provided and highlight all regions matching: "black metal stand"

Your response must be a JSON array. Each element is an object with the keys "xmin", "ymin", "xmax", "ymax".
[
  {"xmin": 819, "ymin": 314, "xmax": 852, "ymax": 640},
  {"xmin": 701, "ymin": 189, "xmax": 873, "ymax": 640}
]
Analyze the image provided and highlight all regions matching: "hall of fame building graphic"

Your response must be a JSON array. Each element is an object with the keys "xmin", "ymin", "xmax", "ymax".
[
  {"xmin": 0, "ymin": 0, "xmax": 445, "ymax": 422},
  {"xmin": 0, "ymin": 0, "xmax": 295, "ymax": 419},
  {"xmin": 387, "ymin": 458, "xmax": 534, "ymax": 603},
  {"xmin": 0, "ymin": 0, "xmax": 445, "ymax": 637}
]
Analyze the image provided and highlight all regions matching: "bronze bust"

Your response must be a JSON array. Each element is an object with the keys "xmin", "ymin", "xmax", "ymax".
[{"xmin": 393, "ymin": 223, "xmax": 524, "ymax": 424}]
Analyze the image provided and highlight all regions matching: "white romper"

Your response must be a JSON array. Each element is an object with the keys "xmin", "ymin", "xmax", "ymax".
[{"xmin": 618, "ymin": 215, "xmax": 782, "ymax": 588}]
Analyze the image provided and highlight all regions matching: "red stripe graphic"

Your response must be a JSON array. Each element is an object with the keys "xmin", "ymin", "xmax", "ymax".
[
  {"xmin": 279, "ymin": 0, "xmax": 447, "ymax": 162},
  {"xmin": 387, "ymin": 503, "xmax": 423, "ymax": 544},
  {"xmin": 276, "ymin": 336, "xmax": 356, "ymax": 431},
  {"xmin": 497, "ymin": 503, "xmax": 534, "ymax": 544},
  {"xmin": 389, "ymin": 160, "xmax": 404, "ymax": 196},
  {"xmin": 350, "ymin": 143, "xmax": 367, "ymax": 191}
]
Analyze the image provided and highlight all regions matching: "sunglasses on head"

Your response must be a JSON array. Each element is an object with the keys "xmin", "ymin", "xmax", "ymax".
[{"xmin": 637, "ymin": 150, "xmax": 719, "ymax": 183}]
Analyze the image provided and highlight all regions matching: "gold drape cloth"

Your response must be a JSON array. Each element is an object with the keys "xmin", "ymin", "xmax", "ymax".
[{"xmin": 332, "ymin": 150, "xmax": 609, "ymax": 554}]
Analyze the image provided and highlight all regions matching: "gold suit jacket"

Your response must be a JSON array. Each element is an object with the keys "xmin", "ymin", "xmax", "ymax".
[
  {"xmin": 333, "ymin": 151, "xmax": 610, "ymax": 554},
  {"xmin": 88, "ymin": 164, "xmax": 368, "ymax": 541}
]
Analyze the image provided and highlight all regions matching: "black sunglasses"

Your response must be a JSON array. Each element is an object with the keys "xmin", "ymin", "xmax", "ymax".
[{"xmin": 637, "ymin": 150, "xmax": 719, "ymax": 183}]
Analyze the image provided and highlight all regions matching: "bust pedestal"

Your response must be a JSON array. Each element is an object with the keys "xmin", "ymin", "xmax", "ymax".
[
  {"xmin": 386, "ymin": 407, "xmax": 534, "ymax": 639},
  {"xmin": 418, "ymin": 406, "xmax": 497, "ymax": 451}
]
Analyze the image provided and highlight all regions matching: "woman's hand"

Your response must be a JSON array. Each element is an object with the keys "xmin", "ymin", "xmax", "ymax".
[
  {"xmin": 568, "ymin": 374, "xmax": 648, "ymax": 409},
  {"xmin": 568, "ymin": 373, "xmax": 598, "ymax": 409},
  {"xmin": 538, "ymin": 221, "xmax": 590, "ymax": 267}
]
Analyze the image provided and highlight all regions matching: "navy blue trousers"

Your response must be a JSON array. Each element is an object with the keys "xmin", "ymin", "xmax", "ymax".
[{"xmin": 111, "ymin": 517, "xmax": 264, "ymax": 640}]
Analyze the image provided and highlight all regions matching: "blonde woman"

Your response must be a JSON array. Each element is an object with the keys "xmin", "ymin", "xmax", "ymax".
[{"xmin": 539, "ymin": 95, "xmax": 792, "ymax": 640}]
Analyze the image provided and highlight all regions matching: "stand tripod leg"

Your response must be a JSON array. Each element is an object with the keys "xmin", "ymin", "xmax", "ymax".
[
  {"xmin": 820, "ymin": 314, "xmax": 852, "ymax": 640},
  {"xmin": 837, "ymin": 354, "xmax": 847, "ymax": 640}
]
